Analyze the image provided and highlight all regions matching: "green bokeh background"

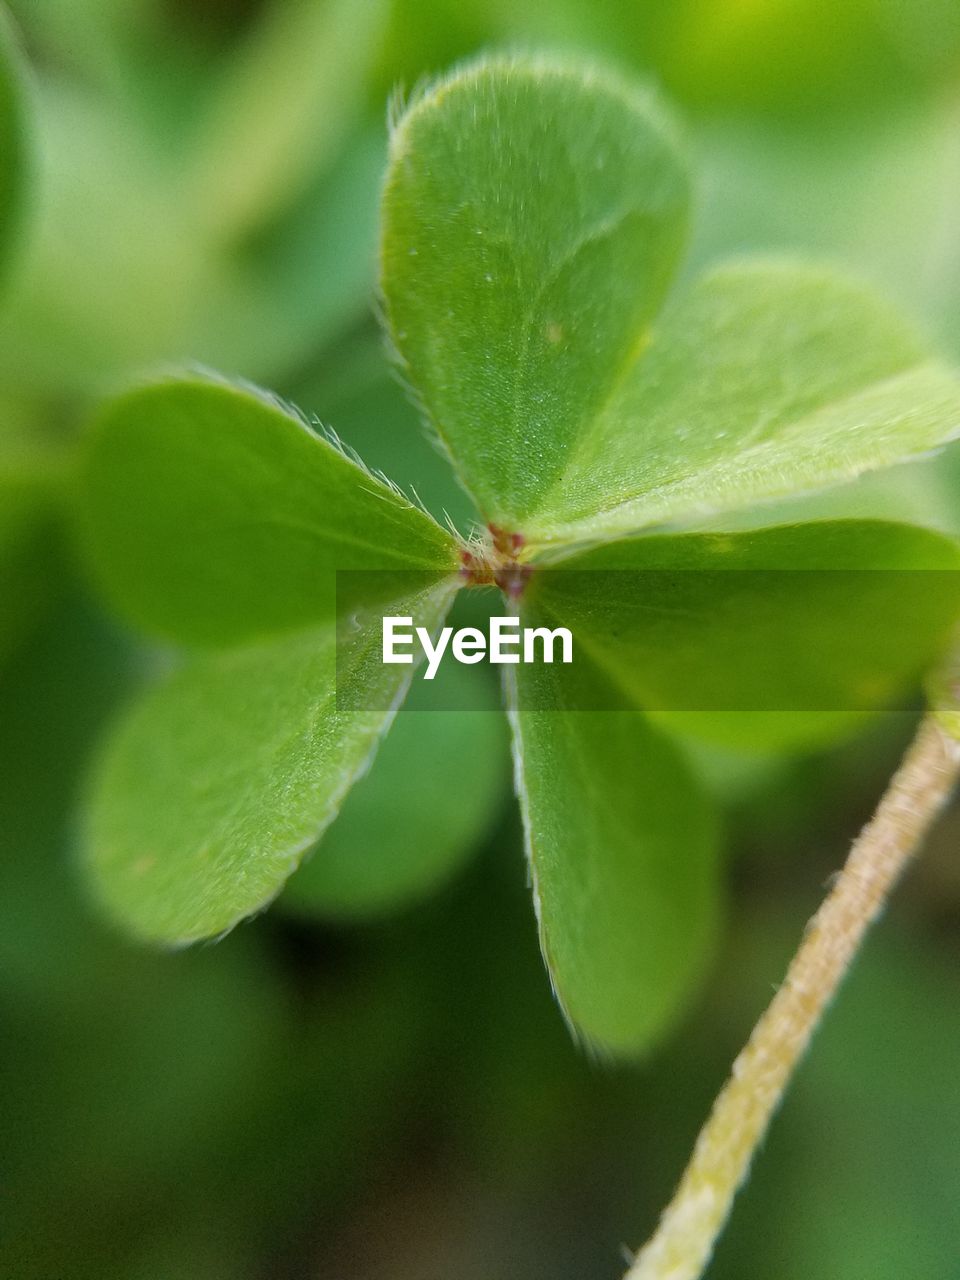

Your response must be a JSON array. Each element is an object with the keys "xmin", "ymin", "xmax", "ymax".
[{"xmin": 2, "ymin": 1, "xmax": 960, "ymax": 1275}]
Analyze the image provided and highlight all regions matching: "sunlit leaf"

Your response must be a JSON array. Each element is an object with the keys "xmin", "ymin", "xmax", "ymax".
[{"xmin": 79, "ymin": 375, "xmax": 458, "ymax": 647}]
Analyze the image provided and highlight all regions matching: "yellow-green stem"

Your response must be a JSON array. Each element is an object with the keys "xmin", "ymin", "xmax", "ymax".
[{"xmin": 625, "ymin": 716, "xmax": 960, "ymax": 1280}]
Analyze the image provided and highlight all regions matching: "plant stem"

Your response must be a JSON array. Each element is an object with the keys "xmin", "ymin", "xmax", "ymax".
[{"xmin": 624, "ymin": 715, "xmax": 960, "ymax": 1280}]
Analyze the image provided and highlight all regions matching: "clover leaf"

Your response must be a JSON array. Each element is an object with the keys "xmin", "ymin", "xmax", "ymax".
[
  {"xmin": 507, "ymin": 648, "xmax": 720, "ymax": 1054},
  {"xmin": 282, "ymin": 659, "xmax": 507, "ymax": 920},
  {"xmin": 381, "ymin": 58, "xmax": 691, "ymax": 526},
  {"xmin": 530, "ymin": 521, "xmax": 960, "ymax": 753},
  {"xmin": 83, "ymin": 578, "xmax": 458, "ymax": 944},
  {"xmin": 79, "ymin": 56, "xmax": 960, "ymax": 1054},
  {"xmin": 79, "ymin": 376, "xmax": 459, "ymax": 647}
]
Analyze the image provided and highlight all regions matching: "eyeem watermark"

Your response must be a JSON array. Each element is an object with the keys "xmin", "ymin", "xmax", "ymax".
[
  {"xmin": 383, "ymin": 615, "xmax": 573, "ymax": 680},
  {"xmin": 337, "ymin": 568, "xmax": 960, "ymax": 710}
]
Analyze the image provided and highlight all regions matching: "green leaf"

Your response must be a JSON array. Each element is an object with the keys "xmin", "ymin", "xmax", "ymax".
[
  {"xmin": 5, "ymin": 0, "xmax": 145, "ymax": 93},
  {"xmin": 507, "ymin": 639, "xmax": 720, "ymax": 1055},
  {"xmin": 0, "ymin": 82, "xmax": 232, "ymax": 393},
  {"xmin": 196, "ymin": 125, "xmax": 386, "ymax": 381},
  {"xmin": 380, "ymin": 55, "xmax": 690, "ymax": 528},
  {"xmin": 527, "ymin": 260, "xmax": 960, "ymax": 544},
  {"xmin": 283, "ymin": 661, "xmax": 507, "ymax": 919},
  {"xmin": 80, "ymin": 578, "xmax": 458, "ymax": 943},
  {"xmin": 187, "ymin": 0, "xmax": 388, "ymax": 243},
  {"xmin": 531, "ymin": 520, "xmax": 960, "ymax": 752},
  {"xmin": 381, "ymin": 57, "xmax": 960, "ymax": 548},
  {"xmin": 0, "ymin": 78, "xmax": 381, "ymax": 393},
  {"xmin": 79, "ymin": 375, "xmax": 459, "ymax": 647},
  {"xmin": 0, "ymin": 8, "xmax": 31, "ymax": 283}
]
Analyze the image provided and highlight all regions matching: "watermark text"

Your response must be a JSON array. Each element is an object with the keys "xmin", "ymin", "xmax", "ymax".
[{"xmin": 383, "ymin": 615, "xmax": 573, "ymax": 679}]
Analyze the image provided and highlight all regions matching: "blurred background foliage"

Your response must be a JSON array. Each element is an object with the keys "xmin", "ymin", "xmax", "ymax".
[{"xmin": 2, "ymin": 0, "xmax": 960, "ymax": 1275}]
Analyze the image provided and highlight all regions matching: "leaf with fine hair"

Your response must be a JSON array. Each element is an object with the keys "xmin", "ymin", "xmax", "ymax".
[
  {"xmin": 382, "ymin": 59, "xmax": 960, "ymax": 551},
  {"xmin": 507, "ymin": 640, "xmax": 720, "ymax": 1055},
  {"xmin": 72, "ymin": 53, "xmax": 960, "ymax": 1063},
  {"xmin": 78, "ymin": 375, "xmax": 459, "ymax": 648},
  {"xmin": 381, "ymin": 55, "xmax": 690, "ymax": 528},
  {"xmin": 81, "ymin": 578, "xmax": 458, "ymax": 944}
]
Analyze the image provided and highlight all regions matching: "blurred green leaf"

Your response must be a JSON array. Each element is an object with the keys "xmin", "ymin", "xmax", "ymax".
[
  {"xmin": 529, "ymin": 260, "xmax": 960, "ymax": 545},
  {"xmin": 0, "ymin": 7, "xmax": 31, "ymax": 284},
  {"xmin": 188, "ymin": 0, "xmax": 388, "ymax": 243},
  {"xmin": 79, "ymin": 375, "xmax": 458, "ymax": 647},
  {"xmin": 692, "ymin": 103, "xmax": 960, "ymax": 349},
  {"xmin": 81, "ymin": 576, "xmax": 458, "ymax": 942},
  {"xmin": 200, "ymin": 125, "xmax": 385, "ymax": 379},
  {"xmin": 656, "ymin": 0, "xmax": 960, "ymax": 115},
  {"xmin": 0, "ymin": 82, "xmax": 215, "ymax": 390},
  {"xmin": 376, "ymin": 0, "xmax": 960, "ymax": 123},
  {"xmin": 0, "ymin": 595, "xmax": 142, "ymax": 1007},
  {"xmin": 283, "ymin": 659, "xmax": 507, "ymax": 919},
  {"xmin": 0, "ymin": 75, "xmax": 382, "ymax": 395},
  {"xmin": 6, "ymin": 0, "xmax": 151, "ymax": 94},
  {"xmin": 381, "ymin": 55, "xmax": 690, "ymax": 529},
  {"xmin": 533, "ymin": 520, "xmax": 960, "ymax": 751},
  {"xmin": 507, "ymin": 643, "xmax": 720, "ymax": 1055}
]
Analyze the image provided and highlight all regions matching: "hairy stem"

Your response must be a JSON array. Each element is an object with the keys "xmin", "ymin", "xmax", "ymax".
[{"xmin": 625, "ymin": 715, "xmax": 960, "ymax": 1280}]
